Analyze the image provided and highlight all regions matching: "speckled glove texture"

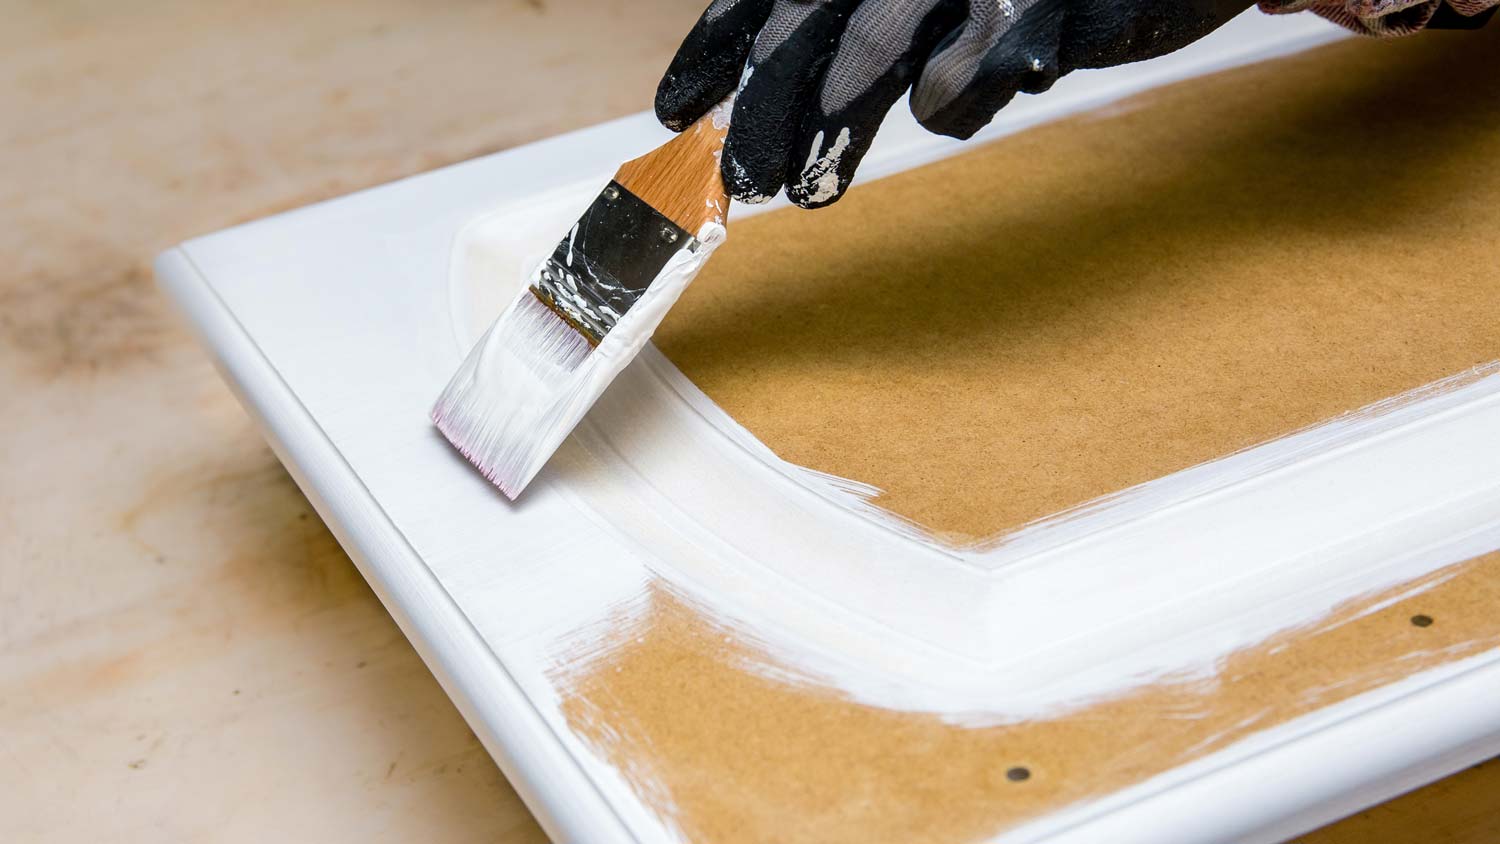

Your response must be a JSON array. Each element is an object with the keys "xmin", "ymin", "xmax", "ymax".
[
  {"xmin": 1259, "ymin": 0, "xmax": 1497, "ymax": 35},
  {"xmin": 655, "ymin": 0, "xmax": 1254, "ymax": 207}
]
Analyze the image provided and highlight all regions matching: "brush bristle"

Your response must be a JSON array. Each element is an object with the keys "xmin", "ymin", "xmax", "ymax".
[
  {"xmin": 433, "ymin": 204, "xmax": 727, "ymax": 500},
  {"xmin": 432, "ymin": 291, "xmax": 592, "ymax": 498}
]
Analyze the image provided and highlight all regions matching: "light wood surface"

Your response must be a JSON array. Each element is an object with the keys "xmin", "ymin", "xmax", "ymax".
[
  {"xmin": 0, "ymin": 1, "xmax": 1493, "ymax": 841},
  {"xmin": 0, "ymin": 1, "xmax": 696, "ymax": 840}
]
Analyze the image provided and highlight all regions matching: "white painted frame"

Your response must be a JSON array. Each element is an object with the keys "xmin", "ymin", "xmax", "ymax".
[{"xmin": 156, "ymin": 13, "xmax": 1500, "ymax": 844}]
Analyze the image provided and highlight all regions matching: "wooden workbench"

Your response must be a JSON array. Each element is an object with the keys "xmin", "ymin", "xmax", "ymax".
[{"xmin": 1, "ymin": 1, "xmax": 1493, "ymax": 840}]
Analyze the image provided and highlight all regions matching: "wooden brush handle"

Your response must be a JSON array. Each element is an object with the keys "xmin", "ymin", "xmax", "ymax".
[{"xmin": 613, "ymin": 103, "xmax": 731, "ymax": 235}]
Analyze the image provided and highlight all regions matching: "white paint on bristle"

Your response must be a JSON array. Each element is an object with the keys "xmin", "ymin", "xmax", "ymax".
[{"xmin": 433, "ymin": 221, "xmax": 728, "ymax": 498}]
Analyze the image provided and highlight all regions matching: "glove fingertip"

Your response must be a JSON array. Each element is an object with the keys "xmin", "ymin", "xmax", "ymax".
[
  {"xmin": 654, "ymin": 74, "xmax": 701, "ymax": 132},
  {"xmin": 912, "ymin": 52, "xmax": 1030, "ymax": 140},
  {"xmin": 787, "ymin": 179, "xmax": 847, "ymax": 209},
  {"xmin": 909, "ymin": 71, "xmax": 995, "ymax": 140},
  {"xmin": 914, "ymin": 100, "xmax": 1002, "ymax": 141},
  {"xmin": 654, "ymin": 0, "xmax": 774, "ymax": 132},
  {"xmin": 734, "ymin": 191, "xmax": 777, "ymax": 205},
  {"xmin": 721, "ymin": 148, "xmax": 779, "ymax": 205},
  {"xmin": 720, "ymin": 103, "xmax": 791, "ymax": 204}
]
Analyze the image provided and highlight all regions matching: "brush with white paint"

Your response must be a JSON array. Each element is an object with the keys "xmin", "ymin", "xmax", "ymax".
[{"xmin": 433, "ymin": 101, "xmax": 732, "ymax": 499}]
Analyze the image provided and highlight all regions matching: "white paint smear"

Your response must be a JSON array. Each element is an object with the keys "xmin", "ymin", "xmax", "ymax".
[
  {"xmin": 797, "ymin": 126, "xmax": 851, "ymax": 204},
  {"xmin": 450, "ymin": 182, "xmax": 1500, "ymax": 726}
]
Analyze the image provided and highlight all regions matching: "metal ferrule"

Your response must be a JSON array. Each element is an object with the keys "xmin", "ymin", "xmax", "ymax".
[{"xmin": 528, "ymin": 181, "xmax": 699, "ymax": 345}]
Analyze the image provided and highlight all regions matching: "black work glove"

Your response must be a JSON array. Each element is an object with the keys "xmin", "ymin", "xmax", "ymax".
[{"xmin": 656, "ymin": 0, "xmax": 1252, "ymax": 208}]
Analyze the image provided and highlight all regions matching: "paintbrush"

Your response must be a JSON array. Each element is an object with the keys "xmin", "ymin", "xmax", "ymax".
[{"xmin": 433, "ymin": 100, "xmax": 732, "ymax": 499}]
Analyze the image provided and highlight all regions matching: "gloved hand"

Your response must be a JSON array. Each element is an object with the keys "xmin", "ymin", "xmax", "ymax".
[
  {"xmin": 1260, "ymin": 0, "xmax": 1497, "ymax": 36},
  {"xmin": 656, "ymin": 0, "xmax": 1253, "ymax": 208}
]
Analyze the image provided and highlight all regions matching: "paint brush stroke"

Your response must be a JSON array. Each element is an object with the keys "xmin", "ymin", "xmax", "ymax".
[{"xmin": 551, "ymin": 552, "xmax": 1500, "ymax": 844}]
